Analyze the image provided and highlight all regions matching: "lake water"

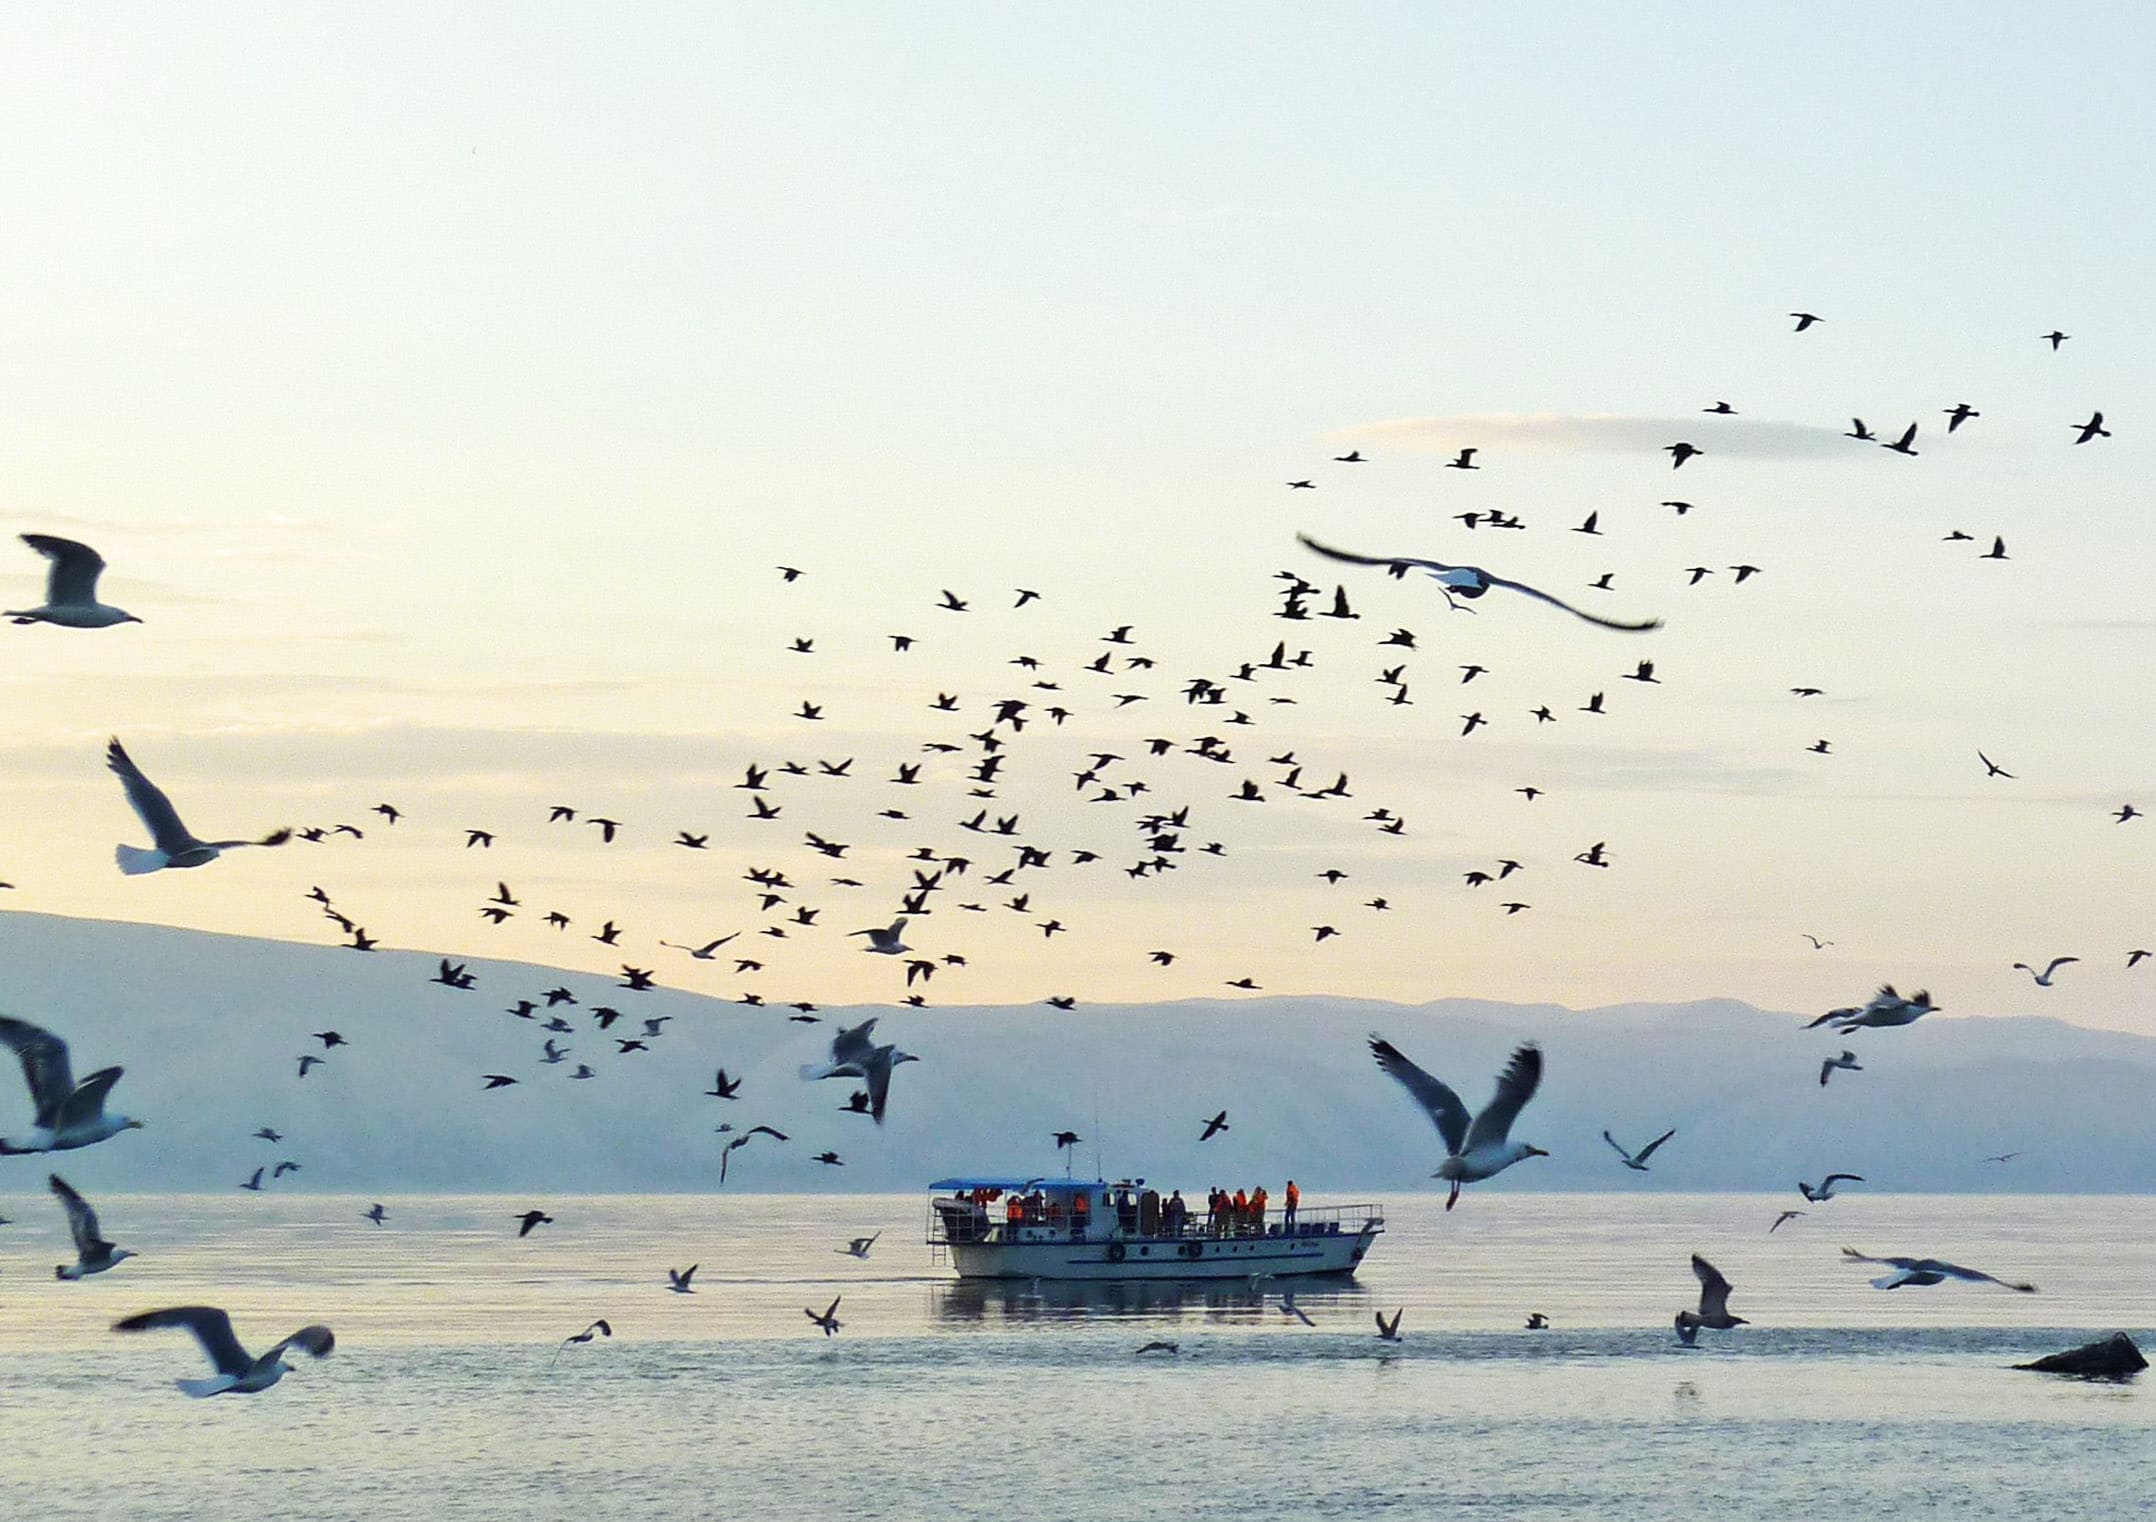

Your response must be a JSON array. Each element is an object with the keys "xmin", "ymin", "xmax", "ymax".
[{"xmin": 1, "ymin": 1191, "xmax": 2148, "ymax": 1521}]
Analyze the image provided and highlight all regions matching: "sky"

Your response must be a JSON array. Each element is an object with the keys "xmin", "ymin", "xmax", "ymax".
[{"xmin": 2, "ymin": 4, "xmax": 2154, "ymax": 1031}]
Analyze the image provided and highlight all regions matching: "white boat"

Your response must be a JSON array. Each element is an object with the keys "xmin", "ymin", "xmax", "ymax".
[{"xmin": 926, "ymin": 1176, "xmax": 1383, "ymax": 1282}]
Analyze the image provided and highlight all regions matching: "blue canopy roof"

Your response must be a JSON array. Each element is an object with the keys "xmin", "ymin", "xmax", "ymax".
[{"xmin": 929, "ymin": 1176, "xmax": 1104, "ymax": 1192}]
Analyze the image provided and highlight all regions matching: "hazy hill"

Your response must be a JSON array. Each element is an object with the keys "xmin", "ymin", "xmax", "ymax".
[{"xmin": 0, "ymin": 911, "xmax": 2149, "ymax": 1197}]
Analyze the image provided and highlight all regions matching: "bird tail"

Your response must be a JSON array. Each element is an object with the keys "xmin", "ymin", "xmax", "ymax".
[
  {"xmin": 798, "ymin": 1062, "xmax": 838, "ymax": 1082},
  {"xmin": 115, "ymin": 844, "xmax": 167, "ymax": 875}
]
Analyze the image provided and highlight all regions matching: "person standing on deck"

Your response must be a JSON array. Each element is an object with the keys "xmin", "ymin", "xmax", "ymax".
[
  {"xmin": 1232, "ymin": 1187, "xmax": 1249, "ymax": 1235},
  {"xmin": 1251, "ymin": 1185, "xmax": 1268, "ymax": 1235},
  {"xmin": 1282, "ymin": 1180, "xmax": 1300, "ymax": 1233}
]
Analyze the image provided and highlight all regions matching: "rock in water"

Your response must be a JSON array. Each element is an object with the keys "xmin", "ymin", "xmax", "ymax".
[{"xmin": 2013, "ymin": 1333, "xmax": 2147, "ymax": 1378}]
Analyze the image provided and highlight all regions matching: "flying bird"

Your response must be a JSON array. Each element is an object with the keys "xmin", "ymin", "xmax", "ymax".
[
  {"xmin": 2072, "ymin": 411, "xmax": 2111, "ymax": 444},
  {"xmin": 515, "ymin": 1210, "xmax": 553, "ymax": 1238},
  {"xmin": 797, "ymin": 1018, "xmax": 918, "ymax": 1124},
  {"xmin": 838, "ymin": 1233, "xmax": 880, "ymax": 1259},
  {"xmin": 1769, "ymin": 1210, "xmax": 1805, "ymax": 1233},
  {"xmin": 1674, "ymin": 1255, "xmax": 1748, "ymax": 1345},
  {"xmin": 0, "ymin": 1016, "xmax": 143, "ymax": 1154},
  {"xmin": 2012, "ymin": 957, "xmax": 2078, "ymax": 987},
  {"xmin": 1841, "ymin": 1247, "xmax": 2035, "ymax": 1293},
  {"xmin": 8, "ymin": 535, "xmax": 141, "ymax": 627},
  {"xmin": 50, "ymin": 1173, "xmax": 135, "ymax": 1278},
  {"xmin": 1798, "ymin": 1173, "xmax": 1864, "ymax": 1202},
  {"xmin": 1368, "ymin": 1037, "xmax": 1547, "ymax": 1209},
  {"xmin": 1665, "ymin": 442, "xmax": 1700, "ymax": 468},
  {"xmin": 105, "ymin": 739, "xmax": 289, "ymax": 874},
  {"xmin": 667, "ymin": 1265, "xmax": 697, "ymax": 1294},
  {"xmin": 1297, "ymin": 534, "xmax": 1661, "ymax": 631},
  {"xmin": 805, "ymin": 1296, "xmax": 843, "ymax": 1336},
  {"xmin": 1602, "ymin": 1128, "xmax": 1676, "ymax": 1172},
  {"xmin": 112, "ymin": 1307, "xmax": 333, "ymax": 1397},
  {"xmin": 1374, "ymin": 1308, "xmax": 1404, "ymax": 1343},
  {"xmin": 1806, "ymin": 985, "xmax": 1938, "ymax": 1031},
  {"xmin": 1199, "ymin": 1110, "xmax": 1230, "ymax": 1141},
  {"xmin": 1819, "ymin": 1051, "xmax": 1862, "ymax": 1087}
]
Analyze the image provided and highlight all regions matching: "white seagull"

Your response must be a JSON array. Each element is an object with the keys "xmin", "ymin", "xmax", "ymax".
[
  {"xmin": 837, "ymin": 1232, "xmax": 880, "ymax": 1259},
  {"xmin": 1818, "ymin": 1050, "xmax": 1863, "ymax": 1087},
  {"xmin": 1674, "ymin": 1254, "xmax": 1748, "ymax": 1345},
  {"xmin": 1299, "ymin": 533, "xmax": 1663, "ymax": 631},
  {"xmin": 51, "ymin": 1174, "xmax": 136, "ymax": 1278},
  {"xmin": 1368, "ymin": 1036, "xmax": 1548, "ymax": 1209},
  {"xmin": 1798, "ymin": 1173, "xmax": 1864, "ymax": 1202},
  {"xmin": 7, "ymin": 534, "xmax": 141, "ymax": 628},
  {"xmin": 112, "ymin": 1306, "xmax": 334, "ymax": 1396},
  {"xmin": 2012, "ymin": 957, "xmax": 2078, "ymax": 987},
  {"xmin": 0, "ymin": 1015, "xmax": 143, "ymax": 1154},
  {"xmin": 849, "ymin": 919, "xmax": 911, "ymax": 955},
  {"xmin": 1805, "ymin": 985, "xmax": 1938, "ymax": 1031},
  {"xmin": 1603, "ymin": 1127, "xmax": 1676, "ymax": 1171},
  {"xmin": 1841, "ymin": 1247, "xmax": 2036, "ymax": 1293},
  {"xmin": 798, "ymin": 1019, "xmax": 918, "ymax": 1125},
  {"xmin": 106, "ymin": 738, "xmax": 291, "ymax": 874}
]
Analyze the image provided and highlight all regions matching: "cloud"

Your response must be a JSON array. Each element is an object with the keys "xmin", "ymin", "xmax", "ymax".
[{"xmin": 1337, "ymin": 412, "xmax": 1855, "ymax": 461}]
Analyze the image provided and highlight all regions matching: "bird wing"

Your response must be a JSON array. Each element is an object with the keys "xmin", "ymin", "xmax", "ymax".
[
  {"xmin": 829, "ymin": 1018, "xmax": 880, "ymax": 1065},
  {"xmin": 824, "ymin": 1296, "xmax": 842, "ymax": 1319},
  {"xmin": 0, "ymin": 1016, "xmax": 74, "ymax": 1129},
  {"xmin": 1480, "ymin": 572, "xmax": 1663, "ymax": 631},
  {"xmin": 1691, "ymin": 1254, "xmax": 1734, "ymax": 1319},
  {"xmin": 106, "ymin": 739, "xmax": 197, "ymax": 851},
  {"xmin": 1632, "ymin": 1128, "xmax": 1676, "ymax": 1163},
  {"xmin": 1601, "ymin": 1130, "xmax": 1632, "ymax": 1162},
  {"xmin": 1820, "ymin": 1173, "xmax": 1865, "ymax": 1187},
  {"xmin": 1296, "ymin": 533, "xmax": 1455, "ymax": 576},
  {"xmin": 48, "ymin": 1173, "xmax": 107, "ymax": 1254},
  {"xmin": 1368, "ymin": 1036, "xmax": 1470, "ymax": 1154},
  {"xmin": 1464, "ymin": 1044, "xmax": 1543, "ymax": 1151},
  {"xmin": 265, "ymin": 1325, "xmax": 336, "ymax": 1362},
  {"xmin": 1840, "ymin": 1246, "xmax": 1912, "ymax": 1270},
  {"xmin": 113, "ymin": 1306, "xmax": 252, "ymax": 1375},
  {"xmin": 21, "ymin": 534, "xmax": 107, "ymax": 606},
  {"xmin": 864, "ymin": 1048, "xmax": 896, "ymax": 1124},
  {"xmin": 1937, "ymin": 1260, "xmax": 2036, "ymax": 1291},
  {"xmin": 58, "ymin": 1066, "xmax": 124, "ymax": 1131}
]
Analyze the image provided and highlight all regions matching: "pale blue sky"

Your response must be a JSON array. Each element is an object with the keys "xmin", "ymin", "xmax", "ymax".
[{"xmin": 1, "ymin": 5, "xmax": 2152, "ymax": 1027}]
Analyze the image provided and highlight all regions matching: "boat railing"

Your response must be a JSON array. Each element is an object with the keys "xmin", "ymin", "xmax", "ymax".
[{"xmin": 927, "ymin": 1195, "xmax": 1383, "ymax": 1255}]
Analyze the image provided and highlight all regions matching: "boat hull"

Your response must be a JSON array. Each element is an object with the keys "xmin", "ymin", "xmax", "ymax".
[{"xmin": 948, "ymin": 1227, "xmax": 1377, "ymax": 1282}]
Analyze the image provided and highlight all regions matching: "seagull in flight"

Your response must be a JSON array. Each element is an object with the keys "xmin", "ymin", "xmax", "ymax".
[
  {"xmin": 1805, "ymin": 985, "xmax": 1938, "ymax": 1031},
  {"xmin": 2012, "ymin": 956, "xmax": 2078, "ymax": 986},
  {"xmin": 50, "ymin": 1173, "xmax": 136, "ymax": 1278},
  {"xmin": 851, "ymin": 920, "xmax": 911, "ymax": 955},
  {"xmin": 1819, "ymin": 1050, "xmax": 1862, "ymax": 1087},
  {"xmin": 797, "ymin": 1019, "xmax": 918, "ymax": 1124},
  {"xmin": 1799, "ymin": 1173, "xmax": 1864, "ymax": 1202},
  {"xmin": 8, "ymin": 535, "xmax": 142, "ymax": 627},
  {"xmin": 1674, "ymin": 1254, "xmax": 1747, "ymax": 1345},
  {"xmin": 1602, "ymin": 1128, "xmax": 1676, "ymax": 1172},
  {"xmin": 805, "ymin": 1296, "xmax": 843, "ymax": 1336},
  {"xmin": 1374, "ymin": 1308, "xmax": 1404, "ymax": 1342},
  {"xmin": 667, "ymin": 1265, "xmax": 697, "ymax": 1294},
  {"xmin": 0, "ymin": 1016, "xmax": 143, "ymax": 1154},
  {"xmin": 1199, "ymin": 1110, "xmax": 1230, "ymax": 1141},
  {"xmin": 1368, "ymin": 1037, "xmax": 1548, "ymax": 1209},
  {"xmin": 1298, "ymin": 534, "xmax": 1661, "ymax": 631},
  {"xmin": 1842, "ymin": 1247, "xmax": 2035, "ymax": 1292},
  {"xmin": 1978, "ymin": 751, "xmax": 2014, "ymax": 779},
  {"xmin": 112, "ymin": 1306, "xmax": 334, "ymax": 1396},
  {"xmin": 106, "ymin": 739, "xmax": 290, "ymax": 874},
  {"xmin": 837, "ymin": 1232, "xmax": 880, "ymax": 1259},
  {"xmin": 1769, "ymin": 1209, "xmax": 1805, "ymax": 1232}
]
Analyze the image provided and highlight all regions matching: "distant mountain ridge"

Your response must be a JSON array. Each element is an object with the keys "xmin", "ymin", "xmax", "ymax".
[{"xmin": 0, "ymin": 911, "xmax": 2149, "ymax": 1196}]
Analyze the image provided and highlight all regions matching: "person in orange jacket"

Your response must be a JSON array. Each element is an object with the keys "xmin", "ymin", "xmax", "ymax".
[
  {"xmin": 1250, "ymin": 1185, "xmax": 1268, "ymax": 1234},
  {"xmin": 1283, "ymin": 1179, "xmax": 1300, "ymax": 1232},
  {"xmin": 1232, "ymin": 1187, "xmax": 1249, "ymax": 1235}
]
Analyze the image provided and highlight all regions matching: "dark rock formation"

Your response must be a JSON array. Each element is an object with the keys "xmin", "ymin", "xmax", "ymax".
[{"xmin": 2013, "ymin": 1333, "xmax": 2147, "ymax": 1378}]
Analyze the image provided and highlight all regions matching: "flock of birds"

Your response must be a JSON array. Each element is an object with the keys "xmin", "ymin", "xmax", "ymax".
[{"xmin": 0, "ymin": 315, "xmax": 2124, "ymax": 1383}]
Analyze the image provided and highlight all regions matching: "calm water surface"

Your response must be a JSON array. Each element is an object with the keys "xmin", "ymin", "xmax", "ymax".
[{"xmin": 0, "ymin": 1192, "xmax": 2148, "ymax": 1520}]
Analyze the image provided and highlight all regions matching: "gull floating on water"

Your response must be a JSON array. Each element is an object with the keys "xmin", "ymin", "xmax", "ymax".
[
  {"xmin": 106, "ymin": 739, "xmax": 290, "ymax": 874},
  {"xmin": 1299, "ymin": 534, "xmax": 1662, "ymax": 631},
  {"xmin": 1674, "ymin": 1254, "xmax": 1748, "ymax": 1345},
  {"xmin": 0, "ymin": 1015, "xmax": 143, "ymax": 1154},
  {"xmin": 1841, "ymin": 1247, "xmax": 2036, "ymax": 1293},
  {"xmin": 50, "ymin": 1174, "xmax": 135, "ymax": 1278},
  {"xmin": 798, "ymin": 1019, "xmax": 918, "ymax": 1125},
  {"xmin": 1368, "ymin": 1035, "xmax": 1547, "ymax": 1209},
  {"xmin": 113, "ymin": 1306, "xmax": 333, "ymax": 1396},
  {"xmin": 7, "ymin": 534, "xmax": 141, "ymax": 628}
]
